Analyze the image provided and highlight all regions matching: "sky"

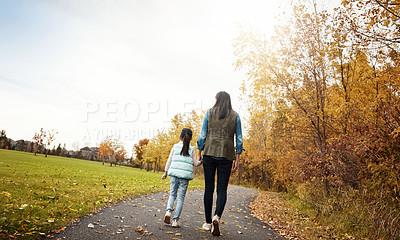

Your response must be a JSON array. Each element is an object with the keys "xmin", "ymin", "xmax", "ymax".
[{"xmin": 0, "ymin": 0, "xmax": 341, "ymax": 155}]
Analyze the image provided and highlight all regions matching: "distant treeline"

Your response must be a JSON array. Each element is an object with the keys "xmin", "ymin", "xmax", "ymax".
[{"xmin": 0, "ymin": 130, "xmax": 135, "ymax": 166}]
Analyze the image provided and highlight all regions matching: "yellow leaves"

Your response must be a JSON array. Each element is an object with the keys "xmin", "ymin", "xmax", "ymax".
[
  {"xmin": 1, "ymin": 191, "xmax": 12, "ymax": 198},
  {"xmin": 341, "ymin": 0, "xmax": 350, "ymax": 7},
  {"xmin": 135, "ymin": 225, "xmax": 152, "ymax": 235},
  {"xmin": 345, "ymin": 233, "xmax": 355, "ymax": 239}
]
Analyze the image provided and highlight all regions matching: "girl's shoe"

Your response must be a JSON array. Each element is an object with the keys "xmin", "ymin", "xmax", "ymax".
[
  {"xmin": 211, "ymin": 215, "xmax": 220, "ymax": 236},
  {"xmin": 172, "ymin": 219, "xmax": 179, "ymax": 228},
  {"xmin": 202, "ymin": 223, "xmax": 212, "ymax": 231},
  {"xmin": 164, "ymin": 211, "xmax": 172, "ymax": 224}
]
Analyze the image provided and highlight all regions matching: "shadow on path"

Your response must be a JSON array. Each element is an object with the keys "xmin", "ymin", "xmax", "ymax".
[{"xmin": 43, "ymin": 185, "xmax": 285, "ymax": 239}]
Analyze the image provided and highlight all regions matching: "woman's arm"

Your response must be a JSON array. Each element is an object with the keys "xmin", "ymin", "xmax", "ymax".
[
  {"xmin": 196, "ymin": 109, "xmax": 210, "ymax": 152},
  {"xmin": 197, "ymin": 149, "xmax": 202, "ymax": 162},
  {"xmin": 231, "ymin": 153, "xmax": 240, "ymax": 173},
  {"xmin": 232, "ymin": 114, "xmax": 243, "ymax": 173},
  {"xmin": 235, "ymin": 113, "xmax": 244, "ymax": 154}
]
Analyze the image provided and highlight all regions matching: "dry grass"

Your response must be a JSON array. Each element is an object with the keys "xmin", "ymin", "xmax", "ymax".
[{"xmin": 249, "ymin": 191, "xmax": 364, "ymax": 240}]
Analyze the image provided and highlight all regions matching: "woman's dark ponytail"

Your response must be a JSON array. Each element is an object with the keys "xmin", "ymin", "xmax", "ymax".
[{"xmin": 180, "ymin": 128, "xmax": 192, "ymax": 156}]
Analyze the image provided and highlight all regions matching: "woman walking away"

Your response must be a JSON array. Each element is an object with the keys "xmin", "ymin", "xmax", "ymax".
[
  {"xmin": 162, "ymin": 128, "xmax": 202, "ymax": 228},
  {"xmin": 197, "ymin": 91, "xmax": 244, "ymax": 236}
]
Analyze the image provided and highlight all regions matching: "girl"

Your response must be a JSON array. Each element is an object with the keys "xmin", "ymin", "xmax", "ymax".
[
  {"xmin": 197, "ymin": 91, "xmax": 244, "ymax": 235},
  {"xmin": 162, "ymin": 128, "xmax": 202, "ymax": 227}
]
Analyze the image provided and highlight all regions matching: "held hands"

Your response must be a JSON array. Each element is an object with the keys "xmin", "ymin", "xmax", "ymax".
[
  {"xmin": 161, "ymin": 171, "xmax": 167, "ymax": 180},
  {"xmin": 197, "ymin": 150, "xmax": 203, "ymax": 164}
]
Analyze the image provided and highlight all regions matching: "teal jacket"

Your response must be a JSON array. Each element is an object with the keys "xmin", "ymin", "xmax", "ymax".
[{"xmin": 167, "ymin": 142, "xmax": 195, "ymax": 180}]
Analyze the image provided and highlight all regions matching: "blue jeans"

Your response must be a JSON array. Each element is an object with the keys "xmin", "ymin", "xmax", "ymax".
[
  {"xmin": 166, "ymin": 176, "xmax": 189, "ymax": 220},
  {"xmin": 203, "ymin": 155, "xmax": 233, "ymax": 223}
]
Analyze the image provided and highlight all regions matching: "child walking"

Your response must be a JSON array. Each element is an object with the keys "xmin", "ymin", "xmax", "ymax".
[{"xmin": 162, "ymin": 128, "xmax": 202, "ymax": 227}]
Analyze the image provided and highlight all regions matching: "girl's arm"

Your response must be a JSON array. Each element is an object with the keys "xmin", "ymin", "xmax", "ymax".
[{"xmin": 162, "ymin": 148, "xmax": 174, "ymax": 179}]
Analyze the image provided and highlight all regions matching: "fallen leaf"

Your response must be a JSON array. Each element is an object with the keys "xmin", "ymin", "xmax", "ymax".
[{"xmin": 135, "ymin": 226, "xmax": 144, "ymax": 232}]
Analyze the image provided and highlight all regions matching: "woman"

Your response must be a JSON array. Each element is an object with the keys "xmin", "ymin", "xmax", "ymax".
[{"xmin": 197, "ymin": 91, "xmax": 244, "ymax": 236}]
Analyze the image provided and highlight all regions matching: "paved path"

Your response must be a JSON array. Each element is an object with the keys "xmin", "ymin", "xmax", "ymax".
[{"xmin": 43, "ymin": 185, "xmax": 285, "ymax": 240}]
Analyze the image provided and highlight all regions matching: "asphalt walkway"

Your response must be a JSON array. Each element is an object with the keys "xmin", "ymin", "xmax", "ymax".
[{"xmin": 43, "ymin": 185, "xmax": 285, "ymax": 240}]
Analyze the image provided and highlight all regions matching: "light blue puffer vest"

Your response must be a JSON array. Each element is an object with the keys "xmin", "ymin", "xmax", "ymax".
[{"xmin": 168, "ymin": 142, "xmax": 194, "ymax": 180}]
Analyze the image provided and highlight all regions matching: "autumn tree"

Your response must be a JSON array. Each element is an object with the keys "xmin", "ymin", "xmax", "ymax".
[
  {"xmin": 342, "ymin": 0, "xmax": 400, "ymax": 45},
  {"xmin": 141, "ymin": 110, "xmax": 203, "ymax": 172},
  {"xmin": 99, "ymin": 137, "xmax": 113, "ymax": 166},
  {"xmin": 0, "ymin": 130, "xmax": 8, "ymax": 149},
  {"xmin": 33, "ymin": 128, "xmax": 46, "ymax": 155},
  {"xmin": 234, "ymin": 0, "xmax": 400, "ymax": 238},
  {"xmin": 45, "ymin": 129, "xmax": 57, "ymax": 157},
  {"xmin": 333, "ymin": 1, "xmax": 400, "ymax": 238},
  {"xmin": 113, "ymin": 140, "xmax": 127, "ymax": 166},
  {"xmin": 55, "ymin": 143, "xmax": 62, "ymax": 156},
  {"xmin": 133, "ymin": 138, "xmax": 149, "ymax": 168},
  {"xmin": 99, "ymin": 137, "xmax": 127, "ymax": 166},
  {"xmin": 235, "ymin": 1, "xmax": 336, "ymax": 190}
]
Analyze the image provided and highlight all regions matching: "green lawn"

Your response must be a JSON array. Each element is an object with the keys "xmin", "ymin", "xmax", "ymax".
[{"xmin": 0, "ymin": 149, "xmax": 203, "ymax": 239}]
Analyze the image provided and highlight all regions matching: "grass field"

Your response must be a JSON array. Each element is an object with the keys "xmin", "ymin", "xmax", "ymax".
[{"xmin": 0, "ymin": 149, "xmax": 204, "ymax": 239}]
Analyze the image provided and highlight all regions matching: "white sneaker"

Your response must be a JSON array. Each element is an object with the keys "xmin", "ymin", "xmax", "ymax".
[
  {"xmin": 164, "ymin": 211, "xmax": 172, "ymax": 224},
  {"xmin": 172, "ymin": 219, "xmax": 179, "ymax": 228},
  {"xmin": 202, "ymin": 223, "xmax": 212, "ymax": 231},
  {"xmin": 211, "ymin": 215, "xmax": 220, "ymax": 236}
]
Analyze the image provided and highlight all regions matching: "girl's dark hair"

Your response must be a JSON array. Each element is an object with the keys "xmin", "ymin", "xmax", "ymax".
[
  {"xmin": 180, "ymin": 128, "xmax": 193, "ymax": 156},
  {"xmin": 211, "ymin": 91, "xmax": 233, "ymax": 119}
]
